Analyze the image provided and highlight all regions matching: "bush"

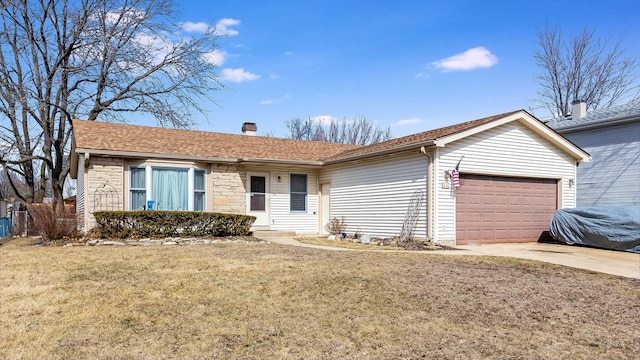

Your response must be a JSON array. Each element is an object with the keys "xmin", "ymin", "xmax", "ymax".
[
  {"xmin": 27, "ymin": 204, "xmax": 78, "ymax": 243},
  {"xmin": 324, "ymin": 216, "xmax": 347, "ymax": 235},
  {"xmin": 92, "ymin": 211, "xmax": 256, "ymax": 239}
]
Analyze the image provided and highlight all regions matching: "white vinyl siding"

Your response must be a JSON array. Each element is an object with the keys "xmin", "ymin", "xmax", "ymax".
[
  {"xmin": 244, "ymin": 165, "xmax": 319, "ymax": 233},
  {"xmin": 561, "ymin": 122, "xmax": 640, "ymax": 206},
  {"xmin": 319, "ymin": 151, "xmax": 428, "ymax": 239},
  {"xmin": 435, "ymin": 121, "xmax": 577, "ymax": 243}
]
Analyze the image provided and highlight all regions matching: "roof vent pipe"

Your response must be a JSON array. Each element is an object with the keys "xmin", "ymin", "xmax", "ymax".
[
  {"xmin": 571, "ymin": 100, "xmax": 587, "ymax": 119},
  {"xmin": 241, "ymin": 122, "xmax": 257, "ymax": 136}
]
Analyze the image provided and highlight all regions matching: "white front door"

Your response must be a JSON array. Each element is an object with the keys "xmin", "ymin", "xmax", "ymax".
[
  {"xmin": 321, "ymin": 183, "xmax": 330, "ymax": 234},
  {"xmin": 247, "ymin": 173, "xmax": 269, "ymax": 226}
]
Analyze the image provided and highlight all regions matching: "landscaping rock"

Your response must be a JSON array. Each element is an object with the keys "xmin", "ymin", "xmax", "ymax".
[
  {"xmin": 101, "ymin": 241, "xmax": 125, "ymax": 246},
  {"xmin": 78, "ymin": 236, "xmax": 263, "ymax": 247}
]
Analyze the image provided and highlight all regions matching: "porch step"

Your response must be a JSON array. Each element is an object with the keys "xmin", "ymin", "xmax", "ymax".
[{"xmin": 252, "ymin": 230, "xmax": 297, "ymax": 239}]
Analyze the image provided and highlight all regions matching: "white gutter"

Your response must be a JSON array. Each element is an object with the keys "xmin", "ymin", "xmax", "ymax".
[
  {"xmin": 323, "ymin": 140, "xmax": 438, "ymax": 165},
  {"xmin": 74, "ymin": 149, "xmax": 326, "ymax": 166},
  {"xmin": 74, "ymin": 148, "xmax": 239, "ymax": 163},
  {"xmin": 237, "ymin": 158, "xmax": 323, "ymax": 166},
  {"xmin": 554, "ymin": 113, "xmax": 640, "ymax": 133}
]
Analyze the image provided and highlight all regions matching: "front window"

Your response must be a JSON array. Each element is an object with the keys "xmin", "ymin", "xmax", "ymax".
[
  {"xmin": 130, "ymin": 167, "xmax": 146, "ymax": 210},
  {"xmin": 129, "ymin": 166, "xmax": 205, "ymax": 211},
  {"xmin": 194, "ymin": 170, "xmax": 205, "ymax": 211},
  {"xmin": 152, "ymin": 168, "xmax": 188, "ymax": 211},
  {"xmin": 290, "ymin": 173, "xmax": 307, "ymax": 212}
]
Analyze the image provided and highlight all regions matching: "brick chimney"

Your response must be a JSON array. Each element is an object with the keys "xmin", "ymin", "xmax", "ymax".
[
  {"xmin": 571, "ymin": 100, "xmax": 587, "ymax": 119},
  {"xmin": 241, "ymin": 122, "xmax": 257, "ymax": 136}
]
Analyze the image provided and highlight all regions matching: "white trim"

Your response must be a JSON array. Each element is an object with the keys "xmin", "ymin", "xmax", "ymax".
[
  {"xmin": 125, "ymin": 164, "xmax": 206, "ymax": 211},
  {"xmin": 434, "ymin": 111, "xmax": 591, "ymax": 163},
  {"xmin": 76, "ymin": 148, "xmax": 238, "ymax": 163},
  {"xmin": 145, "ymin": 165, "xmax": 152, "ymax": 204},
  {"xmin": 550, "ymin": 113, "xmax": 640, "ymax": 132},
  {"xmin": 434, "ymin": 147, "xmax": 441, "ymax": 243},
  {"xmin": 188, "ymin": 168, "xmax": 194, "ymax": 211}
]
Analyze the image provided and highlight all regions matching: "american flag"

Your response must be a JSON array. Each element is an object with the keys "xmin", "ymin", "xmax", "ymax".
[{"xmin": 451, "ymin": 168, "xmax": 460, "ymax": 189}]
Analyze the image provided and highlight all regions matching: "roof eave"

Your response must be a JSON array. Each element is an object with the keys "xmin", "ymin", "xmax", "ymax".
[
  {"xmin": 237, "ymin": 158, "xmax": 324, "ymax": 166},
  {"xmin": 73, "ymin": 148, "xmax": 325, "ymax": 166},
  {"xmin": 323, "ymin": 140, "xmax": 438, "ymax": 165},
  {"xmin": 74, "ymin": 148, "xmax": 239, "ymax": 163},
  {"xmin": 553, "ymin": 114, "xmax": 640, "ymax": 133}
]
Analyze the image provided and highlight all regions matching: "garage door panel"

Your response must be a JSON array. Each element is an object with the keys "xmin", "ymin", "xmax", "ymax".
[{"xmin": 456, "ymin": 174, "xmax": 557, "ymax": 244}]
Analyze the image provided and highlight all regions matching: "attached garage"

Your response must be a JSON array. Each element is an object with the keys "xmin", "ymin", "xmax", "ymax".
[
  {"xmin": 320, "ymin": 109, "xmax": 590, "ymax": 245},
  {"xmin": 456, "ymin": 175, "xmax": 557, "ymax": 244}
]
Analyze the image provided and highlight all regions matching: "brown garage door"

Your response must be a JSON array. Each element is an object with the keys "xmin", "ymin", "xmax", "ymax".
[{"xmin": 456, "ymin": 174, "xmax": 557, "ymax": 244}]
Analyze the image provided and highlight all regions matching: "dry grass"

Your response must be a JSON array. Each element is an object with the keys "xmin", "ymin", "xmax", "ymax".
[{"xmin": 1, "ymin": 237, "xmax": 639, "ymax": 359}]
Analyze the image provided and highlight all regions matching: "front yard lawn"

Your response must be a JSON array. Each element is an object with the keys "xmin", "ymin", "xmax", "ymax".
[{"xmin": 1, "ymin": 237, "xmax": 638, "ymax": 359}]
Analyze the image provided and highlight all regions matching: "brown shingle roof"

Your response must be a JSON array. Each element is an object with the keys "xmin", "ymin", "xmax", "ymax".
[
  {"xmin": 72, "ymin": 110, "xmax": 524, "ymax": 164},
  {"xmin": 326, "ymin": 110, "xmax": 523, "ymax": 161},
  {"xmin": 72, "ymin": 120, "xmax": 360, "ymax": 163}
]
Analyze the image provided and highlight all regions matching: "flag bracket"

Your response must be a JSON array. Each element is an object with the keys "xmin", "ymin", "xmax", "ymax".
[{"xmin": 445, "ymin": 156, "xmax": 465, "ymax": 178}]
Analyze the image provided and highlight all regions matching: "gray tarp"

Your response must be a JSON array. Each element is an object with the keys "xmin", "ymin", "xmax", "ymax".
[{"xmin": 549, "ymin": 206, "xmax": 640, "ymax": 253}]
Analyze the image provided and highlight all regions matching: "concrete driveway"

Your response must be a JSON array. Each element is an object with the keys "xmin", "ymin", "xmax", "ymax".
[
  {"xmin": 456, "ymin": 242, "xmax": 640, "ymax": 279},
  {"xmin": 256, "ymin": 231, "xmax": 640, "ymax": 279}
]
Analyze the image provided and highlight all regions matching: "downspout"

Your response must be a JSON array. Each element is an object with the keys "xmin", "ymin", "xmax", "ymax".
[{"xmin": 420, "ymin": 147, "xmax": 434, "ymax": 242}]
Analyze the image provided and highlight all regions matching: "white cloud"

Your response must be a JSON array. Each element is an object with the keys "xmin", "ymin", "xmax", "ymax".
[
  {"xmin": 203, "ymin": 50, "xmax": 227, "ymax": 65},
  {"xmin": 181, "ymin": 21, "xmax": 210, "ymax": 33},
  {"xmin": 214, "ymin": 18, "xmax": 240, "ymax": 36},
  {"xmin": 415, "ymin": 72, "xmax": 430, "ymax": 79},
  {"xmin": 102, "ymin": 9, "xmax": 145, "ymax": 26},
  {"xmin": 432, "ymin": 46, "xmax": 498, "ymax": 72},
  {"xmin": 222, "ymin": 68, "xmax": 260, "ymax": 82},
  {"xmin": 133, "ymin": 33, "xmax": 173, "ymax": 65},
  {"xmin": 259, "ymin": 94, "xmax": 292, "ymax": 105},
  {"xmin": 310, "ymin": 115, "xmax": 337, "ymax": 125},
  {"xmin": 284, "ymin": 51, "xmax": 294, "ymax": 56},
  {"xmin": 395, "ymin": 118, "xmax": 423, "ymax": 126}
]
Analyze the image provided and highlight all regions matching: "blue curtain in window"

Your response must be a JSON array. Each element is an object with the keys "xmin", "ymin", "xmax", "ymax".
[{"xmin": 152, "ymin": 169, "xmax": 188, "ymax": 211}]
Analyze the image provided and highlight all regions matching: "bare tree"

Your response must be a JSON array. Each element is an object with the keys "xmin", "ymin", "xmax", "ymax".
[
  {"xmin": 0, "ymin": 167, "xmax": 26, "ymax": 200},
  {"xmin": 285, "ymin": 116, "xmax": 392, "ymax": 145},
  {"xmin": 534, "ymin": 24, "xmax": 639, "ymax": 117},
  {"xmin": 0, "ymin": 0, "xmax": 220, "ymax": 205}
]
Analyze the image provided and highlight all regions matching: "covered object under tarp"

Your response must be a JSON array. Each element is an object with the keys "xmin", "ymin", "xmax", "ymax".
[{"xmin": 550, "ymin": 206, "xmax": 640, "ymax": 253}]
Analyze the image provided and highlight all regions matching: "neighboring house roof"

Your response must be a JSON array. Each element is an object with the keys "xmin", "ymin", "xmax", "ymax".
[
  {"xmin": 71, "ymin": 109, "xmax": 590, "ymax": 179},
  {"xmin": 72, "ymin": 119, "xmax": 359, "ymax": 164},
  {"xmin": 545, "ymin": 100, "xmax": 640, "ymax": 132}
]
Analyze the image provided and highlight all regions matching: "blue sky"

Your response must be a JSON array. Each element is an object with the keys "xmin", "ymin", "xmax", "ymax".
[{"xmin": 175, "ymin": 0, "xmax": 640, "ymax": 138}]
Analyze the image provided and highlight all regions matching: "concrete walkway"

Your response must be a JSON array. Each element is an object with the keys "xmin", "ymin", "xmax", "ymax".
[{"xmin": 254, "ymin": 232, "xmax": 640, "ymax": 279}]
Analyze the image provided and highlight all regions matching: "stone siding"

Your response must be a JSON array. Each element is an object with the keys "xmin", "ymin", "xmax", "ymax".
[
  {"xmin": 211, "ymin": 164, "xmax": 246, "ymax": 214},
  {"xmin": 86, "ymin": 156, "xmax": 124, "ymax": 229}
]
